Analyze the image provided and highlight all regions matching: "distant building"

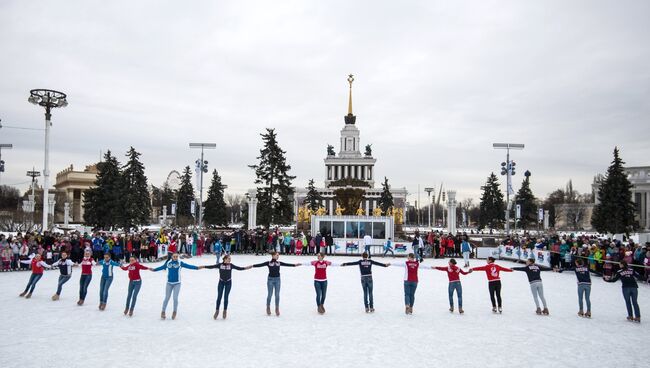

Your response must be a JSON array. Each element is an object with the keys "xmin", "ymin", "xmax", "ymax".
[
  {"xmin": 53, "ymin": 164, "xmax": 98, "ymax": 222},
  {"xmin": 591, "ymin": 166, "xmax": 650, "ymax": 231},
  {"xmin": 246, "ymin": 75, "xmax": 407, "ymax": 229}
]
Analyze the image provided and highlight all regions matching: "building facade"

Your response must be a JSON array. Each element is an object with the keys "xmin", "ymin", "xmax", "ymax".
[
  {"xmin": 247, "ymin": 75, "xmax": 407, "ymax": 229},
  {"xmin": 53, "ymin": 164, "xmax": 98, "ymax": 223}
]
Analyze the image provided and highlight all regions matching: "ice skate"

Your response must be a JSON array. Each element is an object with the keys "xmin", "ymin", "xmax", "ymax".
[
  {"xmin": 128, "ymin": 309, "xmax": 134, "ymax": 317},
  {"xmin": 449, "ymin": 306, "xmax": 454, "ymax": 313},
  {"xmin": 492, "ymin": 307, "xmax": 497, "ymax": 313},
  {"xmin": 577, "ymin": 310, "xmax": 584, "ymax": 317},
  {"xmin": 25, "ymin": 293, "xmax": 32, "ymax": 299},
  {"xmin": 459, "ymin": 308, "xmax": 464, "ymax": 314},
  {"xmin": 365, "ymin": 307, "xmax": 370, "ymax": 313},
  {"xmin": 633, "ymin": 317, "xmax": 640, "ymax": 323},
  {"xmin": 214, "ymin": 309, "xmax": 219, "ymax": 320},
  {"xmin": 222, "ymin": 310, "xmax": 227, "ymax": 319},
  {"xmin": 161, "ymin": 311, "xmax": 166, "ymax": 319},
  {"xmin": 172, "ymin": 311, "xmax": 177, "ymax": 320},
  {"xmin": 275, "ymin": 307, "xmax": 280, "ymax": 316},
  {"xmin": 498, "ymin": 307, "xmax": 502, "ymax": 314},
  {"xmin": 626, "ymin": 316, "xmax": 633, "ymax": 321},
  {"xmin": 51, "ymin": 294, "xmax": 59, "ymax": 301},
  {"xmin": 405, "ymin": 306, "xmax": 409, "ymax": 314},
  {"xmin": 536, "ymin": 307, "xmax": 542, "ymax": 315},
  {"xmin": 266, "ymin": 306, "xmax": 271, "ymax": 316},
  {"xmin": 369, "ymin": 308, "xmax": 375, "ymax": 313},
  {"xmin": 585, "ymin": 311, "xmax": 591, "ymax": 318},
  {"xmin": 77, "ymin": 299, "xmax": 84, "ymax": 306},
  {"xmin": 321, "ymin": 305, "xmax": 326, "ymax": 314},
  {"xmin": 542, "ymin": 308, "xmax": 549, "ymax": 316},
  {"xmin": 19, "ymin": 291, "xmax": 27, "ymax": 297},
  {"xmin": 124, "ymin": 308, "xmax": 129, "ymax": 315}
]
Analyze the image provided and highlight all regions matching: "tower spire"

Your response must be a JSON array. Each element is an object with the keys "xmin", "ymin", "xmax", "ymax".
[
  {"xmin": 344, "ymin": 74, "xmax": 356, "ymax": 124},
  {"xmin": 347, "ymin": 74, "xmax": 354, "ymax": 115}
]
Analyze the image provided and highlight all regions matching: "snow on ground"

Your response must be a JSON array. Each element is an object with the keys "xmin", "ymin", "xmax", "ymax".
[{"xmin": 0, "ymin": 255, "xmax": 647, "ymax": 368}]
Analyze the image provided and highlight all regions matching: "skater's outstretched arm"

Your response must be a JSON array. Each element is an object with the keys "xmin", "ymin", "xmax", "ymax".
[
  {"xmin": 340, "ymin": 260, "xmax": 361, "ymax": 267},
  {"xmin": 252, "ymin": 261, "xmax": 270, "ymax": 268},
  {"xmin": 230, "ymin": 264, "xmax": 252, "ymax": 271},
  {"xmin": 203, "ymin": 263, "xmax": 221, "ymax": 270},
  {"xmin": 370, "ymin": 260, "xmax": 389, "ymax": 267},
  {"xmin": 278, "ymin": 261, "xmax": 298, "ymax": 267}
]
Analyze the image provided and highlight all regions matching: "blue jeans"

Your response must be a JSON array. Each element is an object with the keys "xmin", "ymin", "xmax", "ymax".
[
  {"xmin": 99, "ymin": 276, "xmax": 113, "ymax": 304},
  {"xmin": 448, "ymin": 281, "xmax": 463, "ymax": 308},
  {"xmin": 364, "ymin": 245, "xmax": 371, "ymax": 256},
  {"xmin": 217, "ymin": 280, "xmax": 232, "ymax": 310},
  {"xmin": 24, "ymin": 273, "xmax": 43, "ymax": 293},
  {"xmin": 56, "ymin": 275, "xmax": 71, "ymax": 295},
  {"xmin": 383, "ymin": 248, "xmax": 394, "ymax": 256},
  {"xmin": 79, "ymin": 274, "xmax": 92, "ymax": 300},
  {"xmin": 404, "ymin": 281, "xmax": 418, "ymax": 307},
  {"xmin": 126, "ymin": 280, "xmax": 142, "ymax": 310},
  {"xmin": 162, "ymin": 283, "xmax": 181, "ymax": 312},
  {"xmin": 577, "ymin": 284, "xmax": 591, "ymax": 312},
  {"xmin": 361, "ymin": 277, "xmax": 374, "ymax": 308},
  {"xmin": 622, "ymin": 287, "xmax": 640, "ymax": 318},
  {"xmin": 267, "ymin": 277, "xmax": 281, "ymax": 307},
  {"xmin": 314, "ymin": 280, "xmax": 328, "ymax": 306}
]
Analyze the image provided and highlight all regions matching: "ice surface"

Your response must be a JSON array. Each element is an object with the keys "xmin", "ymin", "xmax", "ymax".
[{"xmin": 1, "ymin": 255, "xmax": 647, "ymax": 368}]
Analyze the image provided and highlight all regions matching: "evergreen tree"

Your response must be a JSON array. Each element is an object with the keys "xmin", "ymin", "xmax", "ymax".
[
  {"xmin": 303, "ymin": 179, "xmax": 324, "ymax": 211},
  {"xmin": 203, "ymin": 169, "xmax": 228, "ymax": 226},
  {"xmin": 175, "ymin": 166, "xmax": 195, "ymax": 226},
  {"xmin": 591, "ymin": 147, "xmax": 637, "ymax": 234},
  {"xmin": 478, "ymin": 172, "xmax": 505, "ymax": 229},
  {"xmin": 121, "ymin": 147, "xmax": 151, "ymax": 230},
  {"xmin": 378, "ymin": 177, "xmax": 394, "ymax": 213},
  {"xmin": 83, "ymin": 151, "xmax": 122, "ymax": 229},
  {"xmin": 515, "ymin": 171, "xmax": 537, "ymax": 229},
  {"xmin": 249, "ymin": 128, "xmax": 296, "ymax": 228}
]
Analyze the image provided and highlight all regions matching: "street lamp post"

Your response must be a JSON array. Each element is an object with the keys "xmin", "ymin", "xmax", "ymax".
[
  {"xmin": 493, "ymin": 143, "xmax": 525, "ymax": 235},
  {"xmin": 189, "ymin": 143, "xmax": 216, "ymax": 229},
  {"xmin": 29, "ymin": 89, "xmax": 68, "ymax": 231},
  {"xmin": 424, "ymin": 187, "xmax": 434, "ymax": 228},
  {"xmin": 0, "ymin": 143, "xmax": 13, "ymax": 185}
]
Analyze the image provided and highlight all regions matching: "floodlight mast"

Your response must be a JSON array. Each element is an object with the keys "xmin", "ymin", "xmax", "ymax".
[
  {"xmin": 189, "ymin": 143, "xmax": 217, "ymax": 229},
  {"xmin": 492, "ymin": 143, "xmax": 525, "ymax": 235}
]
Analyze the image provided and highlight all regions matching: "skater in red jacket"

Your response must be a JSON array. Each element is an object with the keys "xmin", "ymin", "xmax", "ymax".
[
  {"xmin": 19, "ymin": 254, "xmax": 52, "ymax": 298},
  {"xmin": 471, "ymin": 257, "xmax": 513, "ymax": 313},
  {"xmin": 433, "ymin": 258, "xmax": 472, "ymax": 313}
]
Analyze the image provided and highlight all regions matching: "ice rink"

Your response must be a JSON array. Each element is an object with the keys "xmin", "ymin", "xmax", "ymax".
[{"xmin": 1, "ymin": 255, "xmax": 647, "ymax": 368}]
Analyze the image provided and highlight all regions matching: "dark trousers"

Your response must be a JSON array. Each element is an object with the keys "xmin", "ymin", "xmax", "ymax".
[
  {"xmin": 24, "ymin": 273, "xmax": 43, "ymax": 293},
  {"xmin": 314, "ymin": 280, "xmax": 328, "ymax": 306},
  {"xmin": 56, "ymin": 275, "xmax": 71, "ymax": 295},
  {"xmin": 216, "ymin": 280, "xmax": 232, "ymax": 310},
  {"xmin": 79, "ymin": 274, "xmax": 92, "ymax": 300},
  {"xmin": 622, "ymin": 287, "xmax": 640, "ymax": 318},
  {"xmin": 361, "ymin": 277, "xmax": 374, "ymax": 308},
  {"xmin": 488, "ymin": 280, "xmax": 502, "ymax": 308},
  {"xmin": 126, "ymin": 280, "xmax": 142, "ymax": 310}
]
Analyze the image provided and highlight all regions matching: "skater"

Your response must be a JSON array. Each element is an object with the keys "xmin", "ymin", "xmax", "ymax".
[
  {"xmin": 120, "ymin": 256, "xmax": 150, "ymax": 316},
  {"xmin": 472, "ymin": 257, "xmax": 513, "ymax": 313},
  {"xmin": 341, "ymin": 252, "xmax": 390, "ymax": 312},
  {"xmin": 78, "ymin": 250, "xmax": 96, "ymax": 305},
  {"xmin": 98, "ymin": 253, "xmax": 121, "ymax": 310},
  {"xmin": 605, "ymin": 260, "xmax": 641, "ymax": 322},
  {"xmin": 51, "ymin": 251, "xmax": 75, "ymax": 300},
  {"xmin": 573, "ymin": 258, "xmax": 592, "ymax": 318},
  {"xmin": 19, "ymin": 254, "xmax": 52, "ymax": 298},
  {"xmin": 203, "ymin": 255, "xmax": 252, "ymax": 319},
  {"xmin": 303, "ymin": 253, "xmax": 337, "ymax": 314},
  {"xmin": 512, "ymin": 258, "xmax": 551, "ymax": 315},
  {"xmin": 252, "ymin": 252, "xmax": 301, "ymax": 316},
  {"xmin": 151, "ymin": 252, "xmax": 201, "ymax": 320},
  {"xmin": 383, "ymin": 238, "xmax": 395, "ymax": 257},
  {"xmin": 433, "ymin": 258, "xmax": 472, "ymax": 314},
  {"xmin": 461, "ymin": 237, "xmax": 472, "ymax": 268},
  {"xmin": 392, "ymin": 253, "xmax": 420, "ymax": 314}
]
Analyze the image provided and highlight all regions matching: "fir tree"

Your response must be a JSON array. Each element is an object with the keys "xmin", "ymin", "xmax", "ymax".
[
  {"xmin": 515, "ymin": 171, "xmax": 537, "ymax": 229},
  {"xmin": 175, "ymin": 166, "xmax": 195, "ymax": 226},
  {"xmin": 83, "ymin": 151, "xmax": 122, "ymax": 229},
  {"xmin": 249, "ymin": 128, "xmax": 296, "ymax": 228},
  {"xmin": 121, "ymin": 147, "xmax": 151, "ymax": 230},
  {"xmin": 591, "ymin": 147, "xmax": 637, "ymax": 234},
  {"xmin": 478, "ymin": 172, "xmax": 505, "ymax": 229},
  {"xmin": 303, "ymin": 179, "xmax": 324, "ymax": 211},
  {"xmin": 378, "ymin": 177, "xmax": 394, "ymax": 213},
  {"xmin": 203, "ymin": 169, "xmax": 228, "ymax": 226}
]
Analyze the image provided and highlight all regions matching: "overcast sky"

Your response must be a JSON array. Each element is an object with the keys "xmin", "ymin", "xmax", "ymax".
[{"xmin": 1, "ymin": 0, "xmax": 648, "ymax": 206}]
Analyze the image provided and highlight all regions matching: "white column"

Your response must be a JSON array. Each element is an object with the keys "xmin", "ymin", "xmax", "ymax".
[{"xmin": 447, "ymin": 191, "xmax": 457, "ymax": 234}]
